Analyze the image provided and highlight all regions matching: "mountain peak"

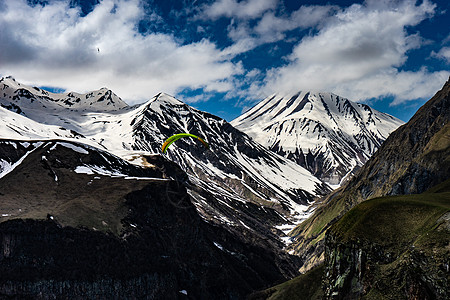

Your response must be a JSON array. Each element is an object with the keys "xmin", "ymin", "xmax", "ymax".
[
  {"xmin": 232, "ymin": 91, "xmax": 404, "ymax": 185},
  {"xmin": 140, "ymin": 92, "xmax": 193, "ymax": 117},
  {"xmin": 152, "ymin": 92, "xmax": 186, "ymax": 105}
]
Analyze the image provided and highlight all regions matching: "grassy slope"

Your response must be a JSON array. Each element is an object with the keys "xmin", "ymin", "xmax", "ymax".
[
  {"xmin": 293, "ymin": 122, "xmax": 450, "ymax": 239},
  {"xmin": 330, "ymin": 184, "xmax": 450, "ymax": 269},
  {"xmin": 247, "ymin": 264, "xmax": 325, "ymax": 300},
  {"xmin": 331, "ymin": 187, "xmax": 450, "ymax": 246}
]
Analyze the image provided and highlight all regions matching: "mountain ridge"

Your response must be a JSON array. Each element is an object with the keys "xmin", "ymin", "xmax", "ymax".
[{"xmin": 0, "ymin": 76, "xmax": 128, "ymax": 112}]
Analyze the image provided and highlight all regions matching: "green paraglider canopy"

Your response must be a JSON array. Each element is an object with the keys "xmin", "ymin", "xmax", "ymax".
[{"xmin": 162, "ymin": 133, "xmax": 209, "ymax": 153}]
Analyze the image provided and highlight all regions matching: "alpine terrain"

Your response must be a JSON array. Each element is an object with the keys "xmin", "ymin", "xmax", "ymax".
[
  {"xmin": 0, "ymin": 139, "xmax": 301, "ymax": 298},
  {"xmin": 231, "ymin": 92, "xmax": 404, "ymax": 186},
  {"xmin": 251, "ymin": 78, "xmax": 450, "ymax": 299},
  {"xmin": 0, "ymin": 77, "xmax": 331, "ymax": 242}
]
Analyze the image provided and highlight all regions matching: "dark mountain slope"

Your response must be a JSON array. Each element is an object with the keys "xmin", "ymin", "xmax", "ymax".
[
  {"xmin": 322, "ymin": 181, "xmax": 450, "ymax": 299},
  {"xmin": 289, "ymin": 77, "xmax": 450, "ymax": 272},
  {"xmin": 0, "ymin": 139, "xmax": 299, "ymax": 299}
]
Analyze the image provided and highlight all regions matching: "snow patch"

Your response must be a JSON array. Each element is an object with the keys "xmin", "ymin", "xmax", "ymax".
[
  {"xmin": 74, "ymin": 166, "xmax": 95, "ymax": 175},
  {"xmin": 213, "ymin": 242, "xmax": 224, "ymax": 251},
  {"xmin": 51, "ymin": 142, "xmax": 89, "ymax": 154},
  {"xmin": 0, "ymin": 145, "xmax": 40, "ymax": 179}
]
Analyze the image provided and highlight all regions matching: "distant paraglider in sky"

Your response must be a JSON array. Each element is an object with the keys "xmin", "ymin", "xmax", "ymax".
[{"xmin": 162, "ymin": 133, "xmax": 209, "ymax": 153}]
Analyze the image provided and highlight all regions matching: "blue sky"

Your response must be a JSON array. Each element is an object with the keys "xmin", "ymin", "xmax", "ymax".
[{"xmin": 1, "ymin": 0, "xmax": 449, "ymax": 122}]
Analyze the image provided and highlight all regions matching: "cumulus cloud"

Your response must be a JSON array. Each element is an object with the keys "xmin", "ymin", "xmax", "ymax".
[
  {"xmin": 0, "ymin": 0, "xmax": 242, "ymax": 103},
  {"xmin": 431, "ymin": 47, "xmax": 450, "ymax": 63},
  {"xmin": 254, "ymin": 5, "xmax": 338, "ymax": 39},
  {"xmin": 214, "ymin": 4, "xmax": 338, "ymax": 57},
  {"xmin": 263, "ymin": 0, "xmax": 449, "ymax": 103},
  {"xmin": 201, "ymin": 0, "xmax": 278, "ymax": 20}
]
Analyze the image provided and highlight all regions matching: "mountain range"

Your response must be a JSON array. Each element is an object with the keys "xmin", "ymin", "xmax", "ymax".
[
  {"xmin": 0, "ymin": 77, "xmax": 332, "ymax": 248},
  {"xmin": 0, "ymin": 76, "xmax": 333, "ymax": 298},
  {"xmin": 2, "ymin": 75, "xmax": 447, "ymax": 299}
]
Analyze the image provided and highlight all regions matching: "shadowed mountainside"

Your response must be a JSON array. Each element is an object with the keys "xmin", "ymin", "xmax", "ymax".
[{"xmin": 0, "ymin": 139, "xmax": 300, "ymax": 299}]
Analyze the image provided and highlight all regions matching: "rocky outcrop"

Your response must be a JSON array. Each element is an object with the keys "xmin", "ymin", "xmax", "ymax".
[{"xmin": 323, "ymin": 235, "xmax": 449, "ymax": 300}]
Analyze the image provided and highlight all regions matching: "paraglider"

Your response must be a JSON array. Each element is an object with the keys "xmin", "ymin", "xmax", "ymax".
[{"xmin": 162, "ymin": 133, "xmax": 209, "ymax": 153}]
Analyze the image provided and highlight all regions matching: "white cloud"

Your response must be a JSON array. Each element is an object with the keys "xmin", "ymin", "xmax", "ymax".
[
  {"xmin": 431, "ymin": 47, "xmax": 450, "ymax": 63},
  {"xmin": 217, "ymin": 4, "xmax": 337, "ymax": 56},
  {"xmin": 0, "ymin": 0, "xmax": 242, "ymax": 104},
  {"xmin": 333, "ymin": 68, "xmax": 450, "ymax": 104},
  {"xmin": 254, "ymin": 5, "xmax": 338, "ymax": 39},
  {"xmin": 201, "ymin": 0, "xmax": 278, "ymax": 20},
  {"xmin": 263, "ymin": 0, "xmax": 449, "ymax": 103}
]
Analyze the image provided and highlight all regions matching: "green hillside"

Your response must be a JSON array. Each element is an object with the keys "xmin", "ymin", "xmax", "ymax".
[
  {"xmin": 248, "ymin": 264, "xmax": 325, "ymax": 300},
  {"xmin": 253, "ymin": 179, "xmax": 450, "ymax": 299},
  {"xmin": 330, "ymin": 181, "xmax": 450, "ymax": 248}
]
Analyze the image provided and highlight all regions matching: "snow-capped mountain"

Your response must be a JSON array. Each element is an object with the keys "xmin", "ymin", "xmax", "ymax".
[
  {"xmin": 1, "ymin": 76, "xmax": 127, "ymax": 113},
  {"xmin": 0, "ymin": 77, "xmax": 331, "ymax": 247},
  {"xmin": 231, "ymin": 92, "xmax": 404, "ymax": 186}
]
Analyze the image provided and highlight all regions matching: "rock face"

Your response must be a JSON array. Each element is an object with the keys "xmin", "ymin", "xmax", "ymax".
[
  {"xmin": 0, "ymin": 140, "xmax": 299, "ymax": 299},
  {"xmin": 288, "ymin": 77, "xmax": 450, "ymax": 273},
  {"xmin": 323, "ymin": 235, "xmax": 449, "ymax": 300}
]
